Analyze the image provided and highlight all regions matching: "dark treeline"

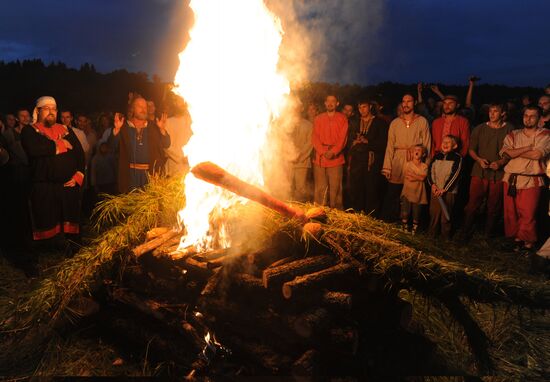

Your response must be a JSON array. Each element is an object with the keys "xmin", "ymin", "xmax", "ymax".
[
  {"xmin": 0, "ymin": 59, "xmax": 543, "ymax": 115},
  {"xmin": 0, "ymin": 59, "xmax": 166, "ymax": 114}
]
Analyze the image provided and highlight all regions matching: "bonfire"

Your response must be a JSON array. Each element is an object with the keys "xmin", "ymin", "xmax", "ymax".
[{"xmin": 1, "ymin": 0, "xmax": 549, "ymax": 378}]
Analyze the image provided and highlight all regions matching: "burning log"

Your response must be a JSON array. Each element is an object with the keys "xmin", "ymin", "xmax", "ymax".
[
  {"xmin": 191, "ymin": 162, "xmax": 307, "ymax": 223},
  {"xmin": 262, "ymin": 255, "xmax": 336, "ymax": 289},
  {"xmin": 152, "ymin": 235, "xmax": 182, "ymax": 257},
  {"xmin": 133, "ymin": 229, "xmax": 181, "ymax": 257},
  {"xmin": 204, "ymin": 250, "xmax": 249, "ymax": 270},
  {"xmin": 192, "ymin": 248, "xmax": 233, "ymax": 262},
  {"xmin": 282, "ymin": 263, "xmax": 359, "ymax": 300}
]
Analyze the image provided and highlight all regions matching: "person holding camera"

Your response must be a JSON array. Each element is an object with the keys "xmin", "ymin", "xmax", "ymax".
[{"xmin": 346, "ymin": 99, "xmax": 388, "ymax": 215}]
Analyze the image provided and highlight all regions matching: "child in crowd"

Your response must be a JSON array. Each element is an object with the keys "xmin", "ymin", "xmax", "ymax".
[
  {"xmin": 428, "ymin": 135, "xmax": 463, "ymax": 239},
  {"xmin": 400, "ymin": 144, "xmax": 428, "ymax": 234}
]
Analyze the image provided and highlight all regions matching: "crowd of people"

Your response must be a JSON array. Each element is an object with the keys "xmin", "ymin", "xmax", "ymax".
[
  {"xmin": 0, "ymin": 93, "xmax": 191, "ymax": 275},
  {"xmin": 286, "ymin": 80, "xmax": 550, "ymax": 274},
  {"xmin": 0, "ymin": 80, "xmax": 549, "ymax": 276}
]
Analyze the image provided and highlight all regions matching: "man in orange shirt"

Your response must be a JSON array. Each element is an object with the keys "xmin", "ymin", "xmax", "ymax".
[{"xmin": 312, "ymin": 95, "xmax": 348, "ymax": 209}]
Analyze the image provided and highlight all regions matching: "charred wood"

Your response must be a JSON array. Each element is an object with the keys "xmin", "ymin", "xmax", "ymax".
[
  {"xmin": 262, "ymin": 255, "xmax": 336, "ymax": 289},
  {"xmin": 282, "ymin": 263, "xmax": 359, "ymax": 300}
]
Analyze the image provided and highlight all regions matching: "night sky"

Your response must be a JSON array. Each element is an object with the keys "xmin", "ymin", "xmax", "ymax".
[{"xmin": 0, "ymin": 0, "xmax": 548, "ymax": 87}]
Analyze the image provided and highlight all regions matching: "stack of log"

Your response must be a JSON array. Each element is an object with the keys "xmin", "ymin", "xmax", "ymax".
[{"xmin": 98, "ymin": 226, "xmax": 439, "ymax": 377}]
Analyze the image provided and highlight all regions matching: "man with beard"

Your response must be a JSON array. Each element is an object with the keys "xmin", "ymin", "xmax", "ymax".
[
  {"xmin": 431, "ymin": 95, "xmax": 470, "ymax": 158},
  {"xmin": 461, "ymin": 103, "xmax": 513, "ymax": 238},
  {"xmin": 312, "ymin": 94, "xmax": 348, "ymax": 209},
  {"xmin": 110, "ymin": 96, "xmax": 170, "ymax": 193},
  {"xmin": 381, "ymin": 94, "xmax": 431, "ymax": 222},
  {"xmin": 20, "ymin": 96, "xmax": 85, "ymax": 245},
  {"xmin": 347, "ymin": 99, "xmax": 388, "ymax": 215},
  {"xmin": 538, "ymin": 95, "xmax": 550, "ymax": 129},
  {"xmin": 500, "ymin": 106, "xmax": 550, "ymax": 251}
]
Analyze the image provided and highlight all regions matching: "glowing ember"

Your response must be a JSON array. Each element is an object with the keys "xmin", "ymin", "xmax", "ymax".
[{"xmin": 173, "ymin": 0, "xmax": 289, "ymax": 250}]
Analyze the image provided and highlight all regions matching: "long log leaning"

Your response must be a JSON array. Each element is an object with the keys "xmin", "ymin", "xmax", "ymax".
[
  {"xmin": 262, "ymin": 255, "xmax": 336, "ymax": 289},
  {"xmin": 282, "ymin": 263, "xmax": 359, "ymax": 300}
]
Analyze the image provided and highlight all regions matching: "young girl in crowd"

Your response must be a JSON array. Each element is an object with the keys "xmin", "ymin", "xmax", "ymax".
[{"xmin": 400, "ymin": 144, "xmax": 428, "ymax": 234}]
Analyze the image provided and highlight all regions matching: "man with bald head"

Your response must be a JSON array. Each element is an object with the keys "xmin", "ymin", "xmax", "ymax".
[{"xmin": 110, "ymin": 96, "xmax": 170, "ymax": 193}]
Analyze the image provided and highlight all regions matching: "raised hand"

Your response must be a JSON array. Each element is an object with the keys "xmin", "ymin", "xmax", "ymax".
[
  {"xmin": 156, "ymin": 112, "xmax": 168, "ymax": 135},
  {"xmin": 113, "ymin": 112, "xmax": 125, "ymax": 136}
]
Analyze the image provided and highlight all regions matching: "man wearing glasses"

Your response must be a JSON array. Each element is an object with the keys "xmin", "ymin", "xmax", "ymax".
[{"xmin": 20, "ymin": 96, "xmax": 85, "ymax": 250}]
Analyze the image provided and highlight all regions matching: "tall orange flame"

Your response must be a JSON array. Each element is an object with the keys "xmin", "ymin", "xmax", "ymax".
[{"xmin": 173, "ymin": 0, "xmax": 289, "ymax": 250}]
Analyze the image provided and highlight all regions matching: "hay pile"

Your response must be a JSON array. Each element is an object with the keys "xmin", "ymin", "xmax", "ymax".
[{"xmin": 1, "ymin": 174, "xmax": 548, "ymax": 378}]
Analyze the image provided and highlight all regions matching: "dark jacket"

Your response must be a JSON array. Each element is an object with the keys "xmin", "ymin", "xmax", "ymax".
[
  {"xmin": 110, "ymin": 121, "xmax": 170, "ymax": 193},
  {"xmin": 427, "ymin": 151, "xmax": 462, "ymax": 193},
  {"xmin": 21, "ymin": 124, "xmax": 84, "ymax": 184},
  {"xmin": 346, "ymin": 116, "xmax": 388, "ymax": 172}
]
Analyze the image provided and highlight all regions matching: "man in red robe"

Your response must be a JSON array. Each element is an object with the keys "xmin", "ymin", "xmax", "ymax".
[{"xmin": 21, "ymin": 96, "xmax": 85, "ymax": 243}]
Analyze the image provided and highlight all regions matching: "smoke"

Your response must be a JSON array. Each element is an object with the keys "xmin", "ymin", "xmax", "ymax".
[
  {"xmin": 261, "ymin": 0, "xmax": 385, "ymax": 200},
  {"xmin": 266, "ymin": 0, "xmax": 385, "ymax": 85}
]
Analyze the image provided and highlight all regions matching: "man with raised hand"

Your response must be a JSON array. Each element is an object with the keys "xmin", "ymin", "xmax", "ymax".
[{"xmin": 110, "ymin": 96, "xmax": 170, "ymax": 193}]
